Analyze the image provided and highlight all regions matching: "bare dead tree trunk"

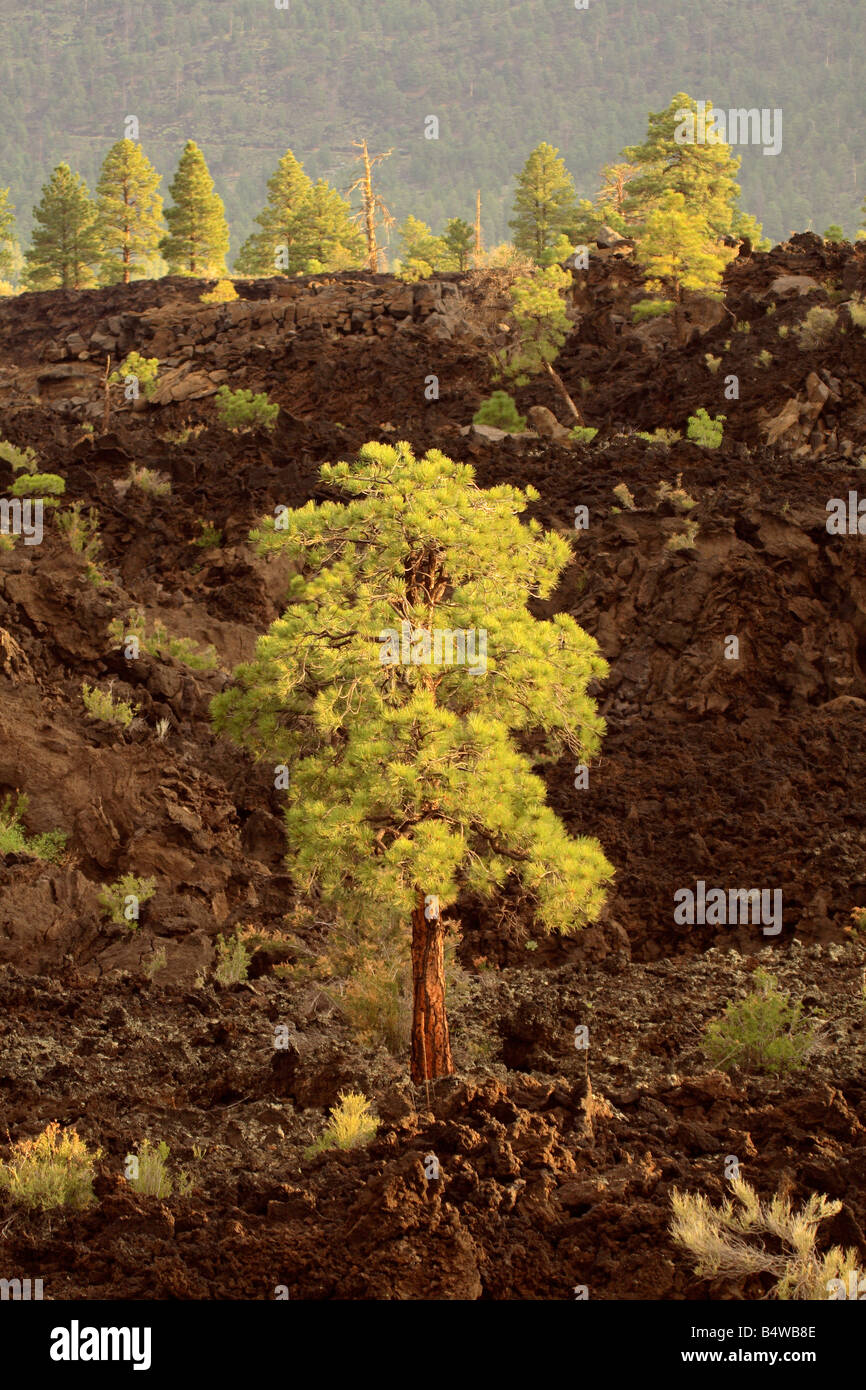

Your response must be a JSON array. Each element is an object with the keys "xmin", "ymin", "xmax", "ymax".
[
  {"xmin": 544, "ymin": 360, "xmax": 584, "ymax": 425},
  {"xmin": 102, "ymin": 355, "xmax": 112, "ymax": 433},
  {"xmin": 410, "ymin": 893, "xmax": 454, "ymax": 1085}
]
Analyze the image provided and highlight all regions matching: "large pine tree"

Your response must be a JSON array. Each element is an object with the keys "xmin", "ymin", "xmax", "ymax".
[
  {"xmin": 509, "ymin": 143, "xmax": 577, "ymax": 263},
  {"xmin": 159, "ymin": 140, "xmax": 229, "ymax": 276},
  {"xmin": 624, "ymin": 93, "xmax": 743, "ymax": 239},
  {"xmin": 212, "ymin": 442, "xmax": 612, "ymax": 1083},
  {"xmin": 96, "ymin": 139, "xmax": 164, "ymax": 284},
  {"xmin": 635, "ymin": 190, "xmax": 736, "ymax": 343},
  {"xmin": 233, "ymin": 150, "xmax": 313, "ymax": 276},
  {"xmin": 25, "ymin": 164, "xmax": 102, "ymax": 290}
]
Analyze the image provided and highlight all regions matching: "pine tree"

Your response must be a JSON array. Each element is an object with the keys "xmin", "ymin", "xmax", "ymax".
[
  {"xmin": 397, "ymin": 214, "xmax": 450, "ymax": 277},
  {"xmin": 294, "ymin": 180, "xmax": 366, "ymax": 271},
  {"xmin": 623, "ymin": 93, "xmax": 742, "ymax": 240},
  {"xmin": 96, "ymin": 139, "xmax": 164, "ymax": 284},
  {"xmin": 159, "ymin": 140, "xmax": 229, "ymax": 277},
  {"xmin": 212, "ymin": 442, "xmax": 612, "ymax": 1083},
  {"xmin": 443, "ymin": 217, "xmax": 474, "ymax": 271},
  {"xmin": 25, "ymin": 164, "xmax": 102, "ymax": 290},
  {"xmin": 509, "ymin": 143, "xmax": 577, "ymax": 263},
  {"xmin": 234, "ymin": 149, "xmax": 313, "ymax": 276},
  {"xmin": 495, "ymin": 265, "xmax": 584, "ymax": 424},
  {"xmin": 635, "ymin": 190, "xmax": 735, "ymax": 344},
  {"xmin": 0, "ymin": 187, "xmax": 20, "ymax": 284}
]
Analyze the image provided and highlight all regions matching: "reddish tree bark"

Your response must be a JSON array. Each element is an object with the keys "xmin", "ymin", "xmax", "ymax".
[{"xmin": 410, "ymin": 893, "xmax": 454, "ymax": 1084}]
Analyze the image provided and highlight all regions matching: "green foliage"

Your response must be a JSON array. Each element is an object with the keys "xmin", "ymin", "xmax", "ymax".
[
  {"xmin": 666, "ymin": 520, "xmax": 700, "ymax": 551},
  {"xmin": 234, "ymin": 150, "xmax": 363, "ymax": 275},
  {"xmin": 0, "ymin": 1122, "xmax": 100, "ymax": 1211},
  {"xmin": 472, "ymin": 390, "xmax": 526, "ymax": 433},
  {"xmin": 702, "ymin": 970, "xmax": 816, "ymax": 1075},
  {"xmin": 212, "ymin": 441, "xmax": 613, "ymax": 944},
  {"xmin": 306, "ymin": 1091, "xmax": 379, "ymax": 1157},
  {"xmin": 194, "ymin": 518, "xmax": 223, "ymax": 548},
  {"xmin": 631, "ymin": 298, "xmax": 673, "ymax": 324},
  {"xmin": 823, "ymin": 224, "xmax": 845, "ymax": 242},
  {"xmin": 9, "ymin": 471, "xmax": 65, "ymax": 502},
  {"xmin": 81, "ymin": 681, "xmax": 137, "ymax": 728},
  {"xmin": 215, "ymin": 384, "xmax": 279, "ymax": 432},
  {"xmin": 57, "ymin": 502, "xmax": 101, "ymax": 563},
  {"xmin": 200, "ymin": 278, "xmax": 238, "ymax": 302},
  {"xmin": 126, "ymin": 1139, "xmax": 191, "ymax": 1197},
  {"xmin": 569, "ymin": 425, "xmax": 598, "ymax": 444},
  {"xmin": 214, "ymin": 932, "xmax": 251, "ymax": 985},
  {"xmin": 127, "ymin": 464, "xmax": 171, "ymax": 497},
  {"xmin": 494, "ymin": 264, "xmax": 571, "ymax": 384},
  {"xmin": 638, "ymin": 428, "xmax": 681, "ymax": 446},
  {"xmin": 98, "ymin": 871, "xmax": 157, "ymax": 928},
  {"xmin": 624, "ymin": 92, "xmax": 746, "ymax": 241},
  {"xmin": 442, "ymin": 217, "xmax": 474, "ymax": 271},
  {"xmin": 110, "ymin": 351, "xmax": 159, "ymax": 399},
  {"xmin": 635, "ymin": 190, "xmax": 734, "ymax": 314},
  {"xmin": 686, "ymin": 408, "xmax": 725, "ymax": 449},
  {"xmin": 0, "ymin": 791, "xmax": 67, "ymax": 862},
  {"xmin": 25, "ymin": 163, "xmax": 102, "ymax": 290},
  {"xmin": 0, "ymin": 437, "xmax": 38, "ymax": 473},
  {"xmin": 160, "ymin": 140, "xmax": 229, "ymax": 276},
  {"xmin": 108, "ymin": 609, "xmax": 218, "ymax": 670},
  {"xmin": 96, "ymin": 140, "xmax": 164, "ymax": 284},
  {"xmin": 510, "ymin": 142, "xmax": 577, "ymax": 263},
  {"xmin": 612, "ymin": 482, "xmax": 636, "ymax": 510},
  {"xmin": 397, "ymin": 213, "xmax": 451, "ymax": 278},
  {"xmin": 656, "ymin": 475, "xmax": 696, "ymax": 510},
  {"xmin": 0, "ymin": 186, "xmax": 20, "ymax": 283},
  {"xmin": 797, "ymin": 305, "xmax": 838, "ymax": 349}
]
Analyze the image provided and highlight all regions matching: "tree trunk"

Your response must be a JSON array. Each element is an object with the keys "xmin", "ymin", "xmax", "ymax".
[
  {"xmin": 543, "ymin": 360, "xmax": 584, "ymax": 425},
  {"xmin": 410, "ymin": 893, "xmax": 454, "ymax": 1085}
]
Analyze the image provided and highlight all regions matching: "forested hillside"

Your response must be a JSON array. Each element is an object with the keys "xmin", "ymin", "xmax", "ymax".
[{"xmin": 0, "ymin": 0, "xmax": 862, "ymax": 256}]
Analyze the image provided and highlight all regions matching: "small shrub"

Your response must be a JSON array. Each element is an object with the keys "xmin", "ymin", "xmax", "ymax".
[
  {"xmin": 110, "ymin": 352, "xmax": 159, "ymax": 400},
  {"xmin": 847, "ymin": 296, "xmax": 866, "ymax": 330},
  {"xmin": 472, "ymin": 391, "xmax": 526, "ymax": 433},
  {"xmin": 670, "ymin": 1177, "xmax": 860, "ymax": 1300},
  {"xmin": 306, "ymin": 1091, "xmax": 379, "ymax": 1158},
  {"xmin": 666, "ymin": 520, "xmax": 700, "ymax": 551},
  {"xmin": 704, "ymin": 353, "xmax": 722, "ymax": 374},
  {"xmin": 194, "ymin": 518, "xmax": 222, "ymax": 549},
  {"xmin": 755, "ymin": 349, "xmax": 773, "ymax": 368},
  {"xmin": 656, "ymin": 475, "xmax": 696, "ymax": 512},
  {"xmin": 797, "ymin": 305, "xmax": 838, "ymax": 350},
  {"xmin": 57, "ymin": 502, "xmax": 101, "ymax": 562},
  {"xmin": 127, "ymin": 464, "xmax": 171, "ymax": 498},
  {"xmin": 98, "ymin": 871, "xmax": 157, "ymax": 928},
  {"xmin": 214, "ymin": 932, "xmax": 251, "ymax": 985},
  {"xmin": 849, "ymin": 907, "xmax": 866, "ymax": 934},
  {"xmin": 612, "ymin": 482, "xmax": 636, "ymax": 511},
  {"xmin": 0, "ymin": 438, "xmax": 38, "ymax": 473},
  {"xmin": 0, "ymin": 791, "xmax": 67, "ymax": 862},
  {"xmin": 9, "ymin": 472, "xmax": 65, "ymax": 503},
  {"xmin": 631, "ymin": 298, "xmax": 673, "ymax": 324},
  {"xmin": 702, "ymin": 969, "xmax": 815, "ymax": 1075},
  {"xmin": 778, "ymin": 325, "xmax": 789, "ymax": 338},
  {"xmin": 155, "ymin": 717, "xmax": 171, "ymax": 741},
  {"xmin": 638, "ymin": 428, "xmax": 681, "ymax": 446},
  {"xmin": 109, "ymin": 611, "xmax": 218, "ymax": 671},
  {"xmin": 0, "ymin": 1122, "xmax": 99, "ymax": 1210},
  {"xmin": 200, "ymin": 279, "xmax": 238, "ymax": 304},
  {"xmin": 579, "ymin": 376, "xmax": 592, "ymax": 395},
  {"xmin": 686, "ymin": 408, "xmax": 725, "ymax": 449},
  {"xmin": 569, "ymin": 425, "xmax": 598, "ymax": 444},
  {"xmin": 734, "ymin": 320, "xmax": 751, "ymax": 333},
  {"xmin": 144, "ymin": 947, "xmax": 167, "ymax": 979},
  {"xmin": 82, "ymin": 681, "xmax": 137, "ymax": 729},
  {"xmin": 765, "ymin": 302, "xmax": 776, "ymax": 316},
  {"xmin": 215, "ymin": 384, "xmax": 279, "ymax": 433},
  {"xmin": 126, "ymin": 1139, "xmax": 190, "ymax": 1197}
]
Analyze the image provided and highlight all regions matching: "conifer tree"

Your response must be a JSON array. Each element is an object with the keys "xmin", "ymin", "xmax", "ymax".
[
  {"xmin": 509, "ymin": 143, "xmax": 577, "ymax": 263},
  {"xmin": 635, "ymin": 190, "xmax": 735, "ymax": 344},
  {"xmin": 0, "ymin": 188, "xmax": 20, "ymax": 284},
  {"xmin": 443, "ymin": 217, "xmax": 474, "ymax": 271},
  {"xmin": 234, "ymin": 149, "xmax": 313, "ymax": 276},
  {"xmin": 294, "ymin": 180, "xmax": 366, "ymax": 271},
  {"xmin": 96, "ymin": 139, "xmax": 164, "ymax": 284},
  {"xmin": 25, "ymin": 164, "xmax": 102, "ymax": 290},
  {"xmin": 495, "ymin": 265, "xmax": 584, "ymax": 424},
  {"xmin": 212, "ymin": 442, "xmax": 612, "ymax": 1083},
  {"xmin": 159, "ymin": 140, "xmax": 229, "ymax": 276},
  {"xmin": 623, "ymin": 93, "xmax": 742, "ymax": 239},
  {"xmin": 397, "ymin": 215, "xmax": 450, "ymax": 277}
]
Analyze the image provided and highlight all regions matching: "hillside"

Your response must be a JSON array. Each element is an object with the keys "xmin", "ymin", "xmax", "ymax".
[
  {"xmin": 1, "ymin": 235, "xmax": 865, "ymax": 1299},
  {"xmin": 0, "ymin": 0, "xmax": 863, "ymax": 257}
]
